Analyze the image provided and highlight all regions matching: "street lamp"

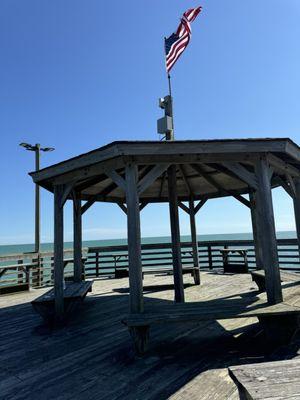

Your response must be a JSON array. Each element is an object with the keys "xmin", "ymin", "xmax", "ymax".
[{"xmin": 19, "ymin": 142, "xmax": 55, "ymax": 254}]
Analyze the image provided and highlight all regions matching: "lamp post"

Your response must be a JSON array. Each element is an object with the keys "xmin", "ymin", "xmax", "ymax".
[{"xmin": 19, "ymin": 143, "xmax": 55, "ymax": 254}]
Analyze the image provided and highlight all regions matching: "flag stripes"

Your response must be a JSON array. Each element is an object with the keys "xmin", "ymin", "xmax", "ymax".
[{"xmin": 165, "ymin": 6, "xmax": 202, "ymax": 73}]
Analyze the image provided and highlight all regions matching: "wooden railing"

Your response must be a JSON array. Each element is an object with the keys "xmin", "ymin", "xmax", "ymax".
[
  {"xmin": 86, "ymin": 238, "xmax": 300, "ymax": 277},
  {"xmin": 0, "ymin": 249, "xmax": 85, "ymax": 292},
  {"xmin": 1, "ymin": 238, "xmax": 299, "ymax": 292}
]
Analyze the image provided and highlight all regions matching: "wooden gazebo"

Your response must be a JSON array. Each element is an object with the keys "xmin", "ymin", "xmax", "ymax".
[{"xmin": 30, "ymin": 138, "xmax": 300, "ymax": 350}]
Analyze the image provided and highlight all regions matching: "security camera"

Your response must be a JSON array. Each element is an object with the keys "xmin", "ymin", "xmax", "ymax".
[{"xmin": 159, "ymin": 98, "xmax": 166, "ymax": 109}]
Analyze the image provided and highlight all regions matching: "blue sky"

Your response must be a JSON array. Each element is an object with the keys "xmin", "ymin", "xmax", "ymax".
[{"xmin": 0, "ymin": 0, "xmax": 299, "ymax": 245}]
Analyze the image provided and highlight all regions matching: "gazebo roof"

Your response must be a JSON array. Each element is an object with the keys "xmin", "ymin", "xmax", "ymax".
[{"xmin": 30, "ymin": 138, "xmax": 300, "ymax": 204}]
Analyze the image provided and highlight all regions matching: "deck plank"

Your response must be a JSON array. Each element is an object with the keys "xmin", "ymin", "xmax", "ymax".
[
  {"xmin": 0, "ymin": 272, "xmax": 297, "ymax": 400},
  {"xmin": 229, "ymin": 359, "xmax": 300, "ymax": 399}
]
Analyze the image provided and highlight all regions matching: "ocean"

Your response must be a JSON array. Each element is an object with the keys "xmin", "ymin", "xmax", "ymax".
[{"xmin": 0, "ymin": 230, "xmax": 297, "ymax": 256}]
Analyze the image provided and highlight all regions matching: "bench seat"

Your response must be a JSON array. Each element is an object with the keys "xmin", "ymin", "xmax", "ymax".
[
  {"xmin": 229, "ymin": 359, "xmax": 300, "ymax": 399},
  {"xmin": 123, "ymin": 283, "xmax": 300, "ymax": 354},
  {"xmin": 251, "ymin": 270, "xmax": 300, "ymax": 292},
  {"xmin": 115, "ymin": 265, "xmax": 200, "ymax": 284},
  {"xmin": 32, "ymin": 280, "xmax": 93, "ymax": 322}
]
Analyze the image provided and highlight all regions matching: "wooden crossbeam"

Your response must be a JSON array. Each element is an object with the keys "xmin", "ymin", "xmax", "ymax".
[
  {"xmin": 267, "ymin": 153, "xmax": 300, "ymax": 178},
  {"xmin": 81, "ymin": 199, "xmax": 95, "ymax": 215},
  {"xmin": 178, "ymin": 202, "xmax": 190, "ymax": 215},
  {"xmin": 286, "ymin": 174, "xmax": 296, "ymax": 197},
  {"xmin": 191, "ymin": 164, "xmax": 250, "ymax": 208},
  {"xmin": 59, "ymin": 181, "xmax": 77, "ymax": 208},
  {"xmin": 277, "ymin": 176, "xmax": 296, "ymax": 198},
  {"xmin": 139, "ymin": 201, "xmax": 148, "ymax": 211},
  {"xmin": 194, "ymin": 199, "xmax": 207, "ymax": 214},
  {"xmin": 117, "ymin": 203, "xmax": 128, "ymax": 214},
  {"xmin": 220, "ymin": 162, "xmax": 258, "ymax": 189},
  {"xmin": 104, "ymin": 169, "xmax": 126, "ymax": 191},
  {"xmin": 137, "ymin": 164, "xmax": 169, "ymax": 196}
]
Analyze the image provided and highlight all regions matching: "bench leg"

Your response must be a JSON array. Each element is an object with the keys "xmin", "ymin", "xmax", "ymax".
[
  {"xmin": 129, "ymin": 326, "xmax": 150, "ymax": 355},
  {"xmin": 252, "ymin": 275, "xmax": 265, "ymax": 293},
  {"xmin": 258, "ymin": 314, "xmax": 300, "ymax": 348},
  {"xmin": 193, "ymin": 269, "xmax": 200, "ymax": 285}
]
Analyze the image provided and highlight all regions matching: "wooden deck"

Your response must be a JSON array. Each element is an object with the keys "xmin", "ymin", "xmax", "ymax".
[
  {"xmin": 229, "ymin": 359, "xmax": 300, "ymax": 399},
  {"xmin": 1, "ymin": 272, "xmax": 300, "ymax": 400}
]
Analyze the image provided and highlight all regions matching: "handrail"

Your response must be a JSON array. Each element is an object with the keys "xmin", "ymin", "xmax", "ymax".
[{"xmin": 0, "ymin": 239, "xmax": 299, "ymax": 291}]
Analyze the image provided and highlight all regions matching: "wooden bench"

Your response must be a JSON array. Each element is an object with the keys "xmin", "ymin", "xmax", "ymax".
[
  {"xmin": 251, "ymin": 270, "xmax": 300, "ymax": 292},
  {"xmin": 220, "ymin": 248, "xmax": 249, "ymax": 274},
  {"xmin": 123, "ymin": 284, "xmax": 300, "ymax": 355},
  {"xmin": 115, "ymin": 265, "xmax": 200, "ymax": 284},
  {"xmin": 32, "ymin": 280, "xmax": 93, "ymax": 322},
  {"xmin": 229, "ymin": 359, "xmax": 300, "ymax": 399},
  {"xmin": 0, "ymin": 282, "xmax": 30, "ymax": 295}
]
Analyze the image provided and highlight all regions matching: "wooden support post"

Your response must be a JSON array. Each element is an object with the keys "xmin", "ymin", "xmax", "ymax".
[
  {"xmin": 73, "ymin": 195, "xmax": 82, "ymax": 282},
  {"xmin": 249, "ymin": 191, "xmax": 263, "ymax": 269},
  {"xmin": 167, "ymin": 165, "xmax": 185, "ymax": 302},
  {"xmin": 255, "ymin": 157, "xmax": 282, "ymax": 305},
  {"xmin": 189, "ymin": 197, "xmax": 200, "ymax": 285},
  {"xmin": 125, "ymin": 163, "xmax": 144, "ymax": 314},
  {"xmin": 293, "ymin": 179, "xmax": 300, "ymax": 259},
  {"xmin": 54, "ymin": 184, "xmax": 65, "ymax": 320}
]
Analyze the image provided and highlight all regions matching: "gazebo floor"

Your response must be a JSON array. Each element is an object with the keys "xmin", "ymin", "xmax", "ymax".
[{"xmin": 1, "ymin": 271, "xmax": 299, "ymax": 400}]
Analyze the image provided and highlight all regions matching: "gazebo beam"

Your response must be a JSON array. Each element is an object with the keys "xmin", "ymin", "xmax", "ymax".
[
  {"xmin": 194, "ymin": 199, "xmax": 207, "ymax": 214},
  {"xmin": 189, "ymin": 197, "xmax": 200, "ymax": 285},
  {"xmin": 249, "ymin": 191, "xmax": 263, "ymax": 269},
  {"xmin": 159, "ymin": 171, "xmax": 167, "ymax": 197},
  {"xmin": 125, "ymin": 163, "xmax": 144, "ymax": 313},
  {"xmin": 220, "ymin": 162, "xmax": 258, "ymax": 189},
  {"xmin": 292, "ymin": 179, "xmax": 300, "ymax": 258},
  {"xmin": 167, "ymin": 165, "xmax": 185, "ymax": 303},
  {"xmin": 73, "ymin": 194, "xmax": 82, "ymax": 282},
  {"xmin": 255, "ymin": 157, "xmax": 282, "ymax": 304},
  {"xmin": 179, "ymin": 165, "xmax": 194, "ymax": 196},
  {"xmin": 191, "ymin": 164, "xmax": 251, "ymax": 208},
  {"xmin": 54, "ymin": 184, "xmax": 65, "ymax": 320},
  {"xmin": 137, "ymin": 164, "xmax": 169, "ymax": 196}
]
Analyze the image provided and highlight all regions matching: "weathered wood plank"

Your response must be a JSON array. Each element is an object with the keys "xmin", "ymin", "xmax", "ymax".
[
  {"xmin": 73, "ymin": 195, "xmax": 82, "ymax": 282},
  {"xmin": 54, "ymin": 184, "xmax": 64, "ymax": 320},
  {"xmin": 167, "ymin": 165, "xmax": 185, "ymax": 303},
  {"xmin": 255, "ymin": 157, "xmax": 282, "ymax": 305},
  {"xmin": 189, "ymin": 197, "xmax": 200, "ymax": 285},
  {"xmin": 229, "ymin": 359, "xmax": 300, "ymax": 400},
  {"xmin": 125, "ymin": 163, "xmax": 143, "ymax": 313}
]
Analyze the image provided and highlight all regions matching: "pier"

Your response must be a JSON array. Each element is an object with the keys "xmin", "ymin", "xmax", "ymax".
[
  {"xmin": 2, "ymin": 138, "xmax": 300, "ymax": 398},
  {"xmin": 1, "ymin": 271, "xmax": 299, "ymax": 399}
]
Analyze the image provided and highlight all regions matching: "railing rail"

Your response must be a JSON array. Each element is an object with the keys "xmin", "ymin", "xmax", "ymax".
[{"xmin": 0, "ymin": 239, "xmax": 299, "ymax": 291}]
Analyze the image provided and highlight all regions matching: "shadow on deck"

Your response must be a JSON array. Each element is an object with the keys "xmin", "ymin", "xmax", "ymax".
[{"xmin": 0, "ymin": 272, "xmax": 299, "ymax": 400}]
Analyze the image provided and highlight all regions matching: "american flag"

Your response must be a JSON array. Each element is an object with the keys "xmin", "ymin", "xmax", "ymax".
[{"xmin": 165, "ymin": 7, "xmax": 202, "ymax": 73}]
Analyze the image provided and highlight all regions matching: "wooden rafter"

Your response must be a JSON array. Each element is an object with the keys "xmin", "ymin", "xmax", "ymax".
[
  {"xmin": 158, "ymin": 171, "xmax": 167, "ymax": 197},
  {"xmin": 137, "ymin": 164, "xmax": 169, "ymax": 196},
  {"xmin": 179, "ymin": 165, "xmax": 193, "ymax": 196},
  {"xmin": 190, "ymin": 164, "xmax": 250, "ymax": 208},
  {"xmin": 267, "ymin": 153, "xmax": 300, "ymax": 178},
  {"xmin": 221, "ymin": 162, "xmax": 258, "ymax": 189}
]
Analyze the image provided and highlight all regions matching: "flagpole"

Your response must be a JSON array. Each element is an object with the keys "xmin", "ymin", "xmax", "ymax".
[{"xmin": 166, "ymin": 73, "xmax": 174, "ymax": 141}]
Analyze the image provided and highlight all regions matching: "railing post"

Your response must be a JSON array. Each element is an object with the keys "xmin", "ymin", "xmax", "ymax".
[
  {"xmin": 95, "ymin": 251, "xmax": 99, "ymax": 277},
  {"xmin": 39, "ymin": 256, "xmax": 44, "ymax": 286},
  {"xmin": 208, "ymin": 245, "xmax": 213, "ymax": 270},
  {"xmin": 17, "ymin": 259, "xmax": 23, "ymax": 285}
]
